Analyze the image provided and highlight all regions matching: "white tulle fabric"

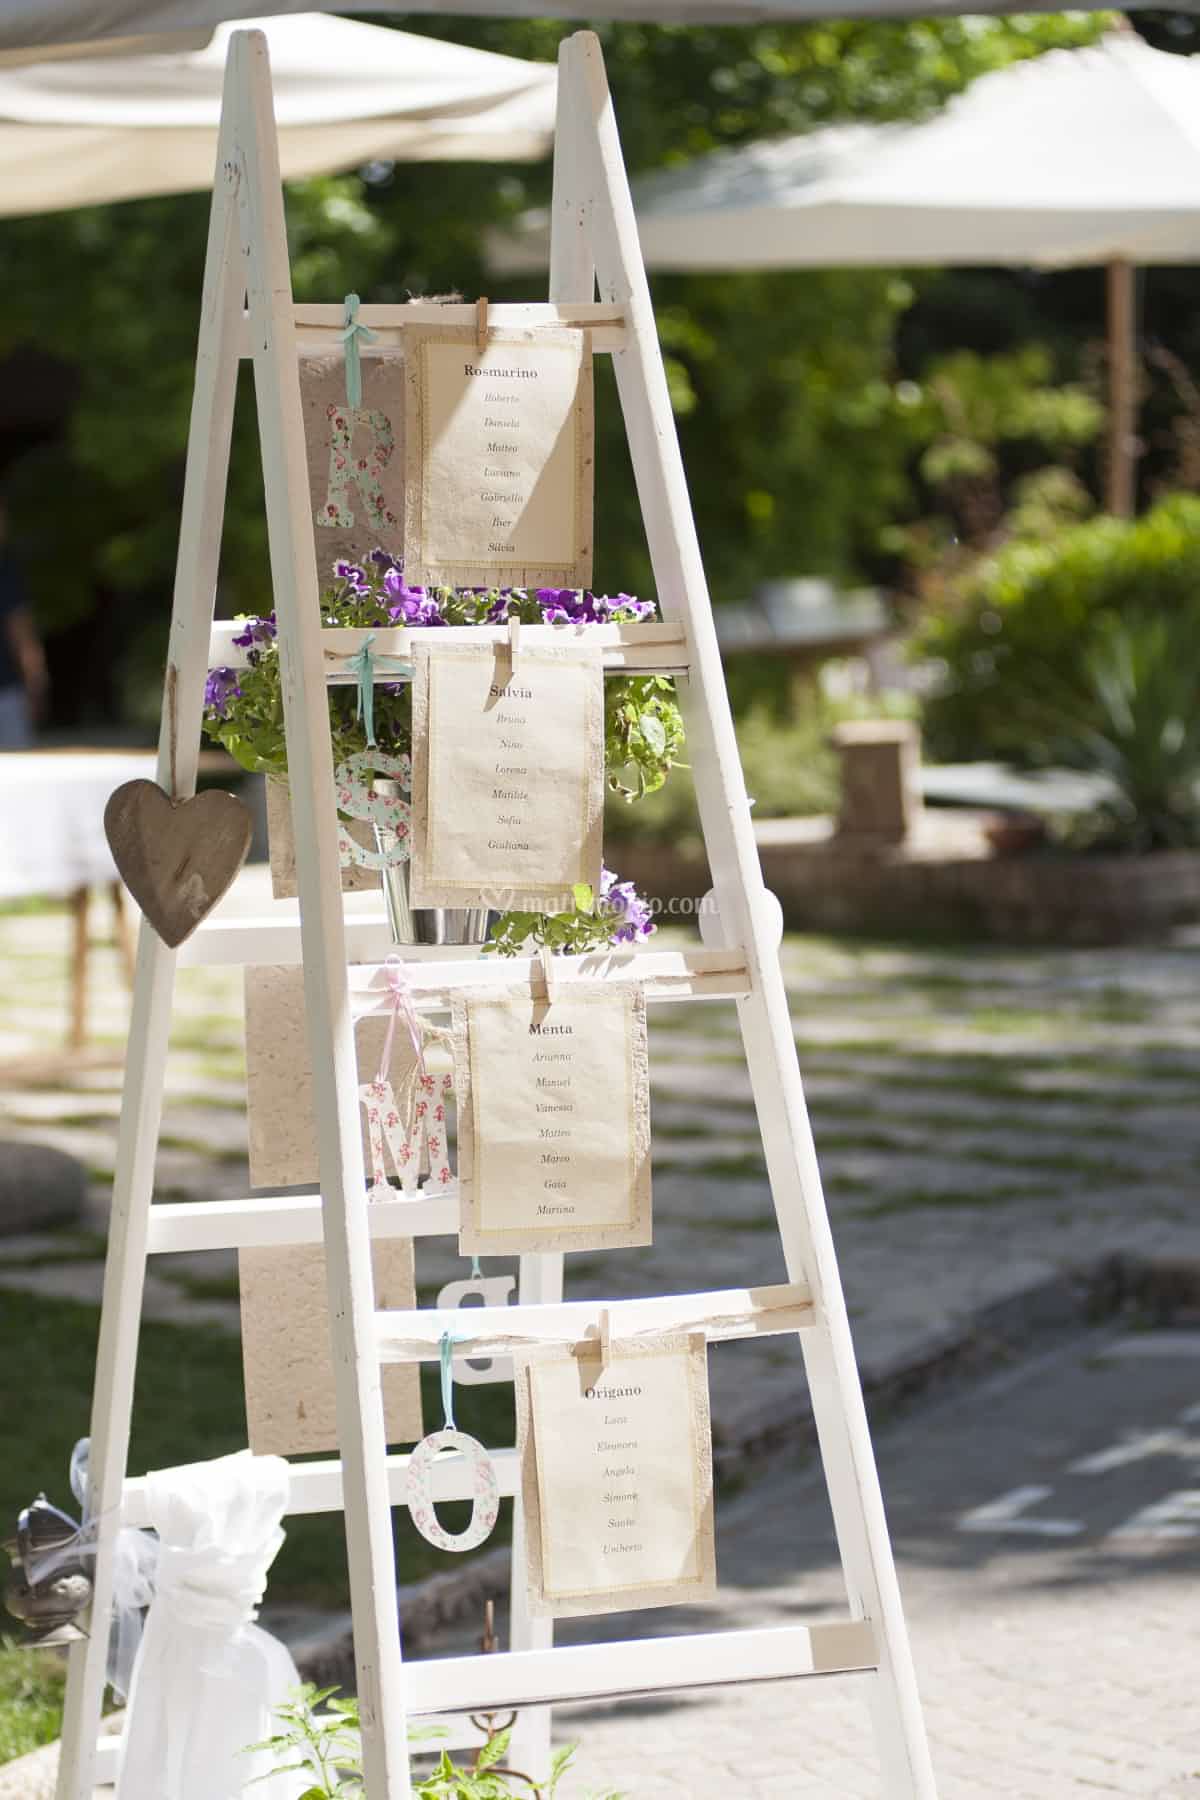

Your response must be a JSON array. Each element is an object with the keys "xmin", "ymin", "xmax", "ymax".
[{"xmin": 115, "ymin": 1450, "xmax": 305, "ymax": 1800}]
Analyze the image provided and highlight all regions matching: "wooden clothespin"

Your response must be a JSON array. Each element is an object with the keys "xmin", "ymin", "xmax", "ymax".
[
  {"xmin": 598, "ymin": 1307, "xmax": 612, "ymax": 1369},
  {"xmin": 537, "ymin": 944, "xmax": 556, "ymax": 1004},
  {"xmin": 507, "ymin": 611, "xmax": 521, "ymax": 670},
  {"xmin": 476, "ymin": 294, "xmax": 490, "ymax": 355}
]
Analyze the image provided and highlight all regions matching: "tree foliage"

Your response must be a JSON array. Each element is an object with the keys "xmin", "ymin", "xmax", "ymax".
[{"xmin": 0, "ymin": 13, "xmax": 1113, "ymax": 724}]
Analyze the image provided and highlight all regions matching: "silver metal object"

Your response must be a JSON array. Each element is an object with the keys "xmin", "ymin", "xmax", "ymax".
[
  {"xmin": 371, "ymin": 780, "xmax": 491, "ymax": 948},
  {"xmin": 3, "ymin": 1493, "xmax": 91, "ymax": 1643}
]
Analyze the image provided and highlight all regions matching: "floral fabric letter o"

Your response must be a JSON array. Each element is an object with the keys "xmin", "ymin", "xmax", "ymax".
[{"xmin": 404, "ymin": 1428, "xmax": 500, "ymax": 1553}]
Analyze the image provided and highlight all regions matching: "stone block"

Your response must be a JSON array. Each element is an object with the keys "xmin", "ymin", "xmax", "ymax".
[{"xmin": 0, "ymin": 1144, "xmax": 87, "ymax": 1235}]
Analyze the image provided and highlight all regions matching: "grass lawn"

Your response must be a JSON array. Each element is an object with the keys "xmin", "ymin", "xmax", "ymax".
[{"xmin": 0, "ymin": 1288, "xmax": 515, "ymax": 1763}]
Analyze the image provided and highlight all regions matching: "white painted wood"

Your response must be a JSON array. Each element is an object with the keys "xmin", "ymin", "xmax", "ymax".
[
  {"xmin": 92, "ymin": 1736, "xmax": 122, "ymax": 1786},
  {"xmin": 185, "ymin": 931, "xmax": 751, "ymax": 1002},
  {"xmin": 561, "ymin": 30, "xmax": 936, "ymax": 1796},
  {"xmin": 344, "ymin": 945, "xmax": 747, "ymax": 1005},
  {"xmin": 123, "ymin": 1446, "xmax": 522, "ymax": 1527},
  {"xmin": 178, "ymin": 908, "xmax": 395, "ymax": 967},
  {"xmin": 210, "ymin": 618, "xmax": 689, "ymax": 676},
  {"xmin": 404, "ymin": 1622, "xmax": 877, "ymax": 1716},
  {"xmin": 378, "ymin": 1281, "xmax": 813, "ymax": 1361},
  {"xmin": 53, "ymin": 53, "xmax": 247, "ymax": 1800},
  {"xmin": 146, "ymin": 1187, "xmax": 459, "ymax": 1254},
  {"xmin": 238, "ymin": 299, "xmax": 627, "ymax": 359},
  {"xmin": 232, "ymin": 28, "xmax": 410, "ymax": 1795},
  {"xmin": 66, "ymin": 32, "xmax": 933, "ymax": 1797}
]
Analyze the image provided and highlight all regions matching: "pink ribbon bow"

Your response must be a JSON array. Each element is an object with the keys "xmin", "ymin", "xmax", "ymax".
[{"xmin": 377, "ymin": 954, "xmax": 426, "ymax": 1083}]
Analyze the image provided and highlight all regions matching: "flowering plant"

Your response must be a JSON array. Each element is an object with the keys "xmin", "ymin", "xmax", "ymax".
[
  {"xmin": 204, "ymin": 554, "xmax": 685, "ymax": 799},
  {"xmin": 203, "ymin": 555, "xmax": 681, "ymax": 953}
]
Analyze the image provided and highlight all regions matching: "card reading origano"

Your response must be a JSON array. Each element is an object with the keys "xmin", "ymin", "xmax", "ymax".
[
  {"xmin": 410, "ymin": 641, "xmax": 604, "ymax": 913},
  {"xmin": 403, "ymin": 324, "xmax": 592, "ymax": 588},
  {"xmin": 515, "ymin": 1333, "xmax": 716, "ymax": 1618},
  {"xmin": 453, "ymin": 983, "xmax": 651, "ymax": 1255}
]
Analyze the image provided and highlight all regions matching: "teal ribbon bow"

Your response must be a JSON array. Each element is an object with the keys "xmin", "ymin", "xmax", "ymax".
[
  {"xmin": 348, "ymin": 632, "xmax": 412, "ymax": 749},
  {"xmin": 340, "ymin": 292, "xmax": 377, "ymax": 411}
]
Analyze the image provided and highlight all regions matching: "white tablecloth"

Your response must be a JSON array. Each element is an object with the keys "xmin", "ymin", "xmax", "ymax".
[{"xmin": 0, "ymin": 751, "xmax": 156, "ymax": 901}]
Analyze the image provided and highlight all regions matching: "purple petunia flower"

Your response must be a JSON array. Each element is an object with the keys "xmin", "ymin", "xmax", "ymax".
[
  {"xmin": 599, "ymin": 865, "xmax": 656, "ymax": 943},
  {"xmin": 334, "ymin": 559, "xmax": 369, "ymax": 592},
  {"xmin": 204, "ymin": 667, "xmax": 240, "ymax": 717}
]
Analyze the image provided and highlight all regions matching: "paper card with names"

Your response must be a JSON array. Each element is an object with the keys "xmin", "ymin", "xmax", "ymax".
[
  {"xmin": 452, "ymin": 982, "xmax": 651, "ymax": 1256},
  {"xmin": 515, "ymin": 1333, "xmax": 716, "ymax": 1618},
  {"xmin": 410, "ymin": 640, "xmax": 604, "ymax": 912},
  {"xmin": 403, "ymin": 324, "xmax": 593, "ymax": 588}
]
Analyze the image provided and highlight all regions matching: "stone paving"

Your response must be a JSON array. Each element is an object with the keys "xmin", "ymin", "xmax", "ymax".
[
  {"xmin": 2, "ymin": 873, "xmax": 1200, "ymax": 1443},
  {"xmin": 546, "ymin": 1327, "xmax": 1200, "ymax": 1797},
  {"xmin": 4, "ymin": 874, "xmax": 1200, "ymax": 1795}
]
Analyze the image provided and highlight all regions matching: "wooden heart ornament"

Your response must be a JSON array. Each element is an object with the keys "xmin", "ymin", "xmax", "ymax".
[{"xmin": 104, "ymin": 780, "xmax": 253, "ymax": 948}]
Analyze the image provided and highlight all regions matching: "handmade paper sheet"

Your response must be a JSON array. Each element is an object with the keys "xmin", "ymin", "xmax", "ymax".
[
  {"xmin": 453, "ymin": 982, "xmax": 651, "ymax": 1255},
  {"xmin": 403, "ymin": 324, "xmax": 593, "ymax": 588},
  {"xmin": 410, "ymin": 640, "xmax": 604, "ymax": 912},
  {"xmin": 244, "ymin": 963, "xmax": 453, "ymax": 1189},
  {"xmin": 515, "ymin": 1333, "xmax": 716, "ymax": 1618},
  {"xmin": 264, "ymin": 775, "xmax": 377, "ymax": 901},
  {"xmin": 240, "ymin": 1240, "xmax": 422, "ymax": 1455},
  {"xmin": 303, "ymin": 347, "xmax": 405, "ymax": 571}
]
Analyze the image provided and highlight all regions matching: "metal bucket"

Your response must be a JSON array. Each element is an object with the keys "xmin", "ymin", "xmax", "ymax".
[{"xmin": 372, "ymin": 780, "xmax": 491, "ymax": 947}]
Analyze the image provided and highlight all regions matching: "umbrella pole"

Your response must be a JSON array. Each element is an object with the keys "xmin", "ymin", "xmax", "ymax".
[{"xmin": 1106, "ymin": 257, "xmax": 1137, "ymax": 518}]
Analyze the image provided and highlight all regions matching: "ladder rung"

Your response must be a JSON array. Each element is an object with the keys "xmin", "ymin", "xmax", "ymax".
[
  {"xmin": 210, "ymin": 619, "xmax": 690, "ymax": 677},
  {"xmin": 406, "ymin": 1622, "xmax": 878, "ymax": 1715},
  {"xmin": 377, "ymin": 1282, "xmax": 812, "ymax": 1364},
  {"xmin": 345, "ymin": 945, "xmax": 749, "ymax": 1008},
  {"xmin": 93, "ymin": 1733, "xmax": 123, "ymax": 1785},
  {"xmin": 121, "ymin": 1446, "xmax": 521, "ymax": 1527},
  {"xmin": 146, "ymin": 1188, "xmax": 459, "ymax": 1255},
  {"xmin": 245, "ymin": 299, "xmax": 630, "ymax": 358},
  {"xmin": 178, "ymin": 910, "xmax": 395, "ymax": 968},
  {"xmin": 181, "ymin": 934, "xmax": 752, "ymax": 1003}
]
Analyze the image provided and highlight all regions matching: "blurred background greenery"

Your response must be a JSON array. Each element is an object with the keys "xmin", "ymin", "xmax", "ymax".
[{"xmin": 7, "ymin": 7, "xmax": 1200, "ymax": 855}]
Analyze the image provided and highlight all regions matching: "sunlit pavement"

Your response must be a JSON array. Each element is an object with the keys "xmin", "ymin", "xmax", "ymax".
[{"xmin": 551, "ymin": 1328, "xmax": 1200, "ymax": 1797}]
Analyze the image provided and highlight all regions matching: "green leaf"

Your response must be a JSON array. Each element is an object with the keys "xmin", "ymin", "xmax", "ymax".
[
  {"xmin": 473, "ymin": 1728, "xmax": 510, "ymax": 1770},
  {"xmin": 639, "ymin": 712, "xmax": 667, "ymax": 756},
  {"xmin": 571, "ymin": 882, "xmax": 595, "ymax": 913}
]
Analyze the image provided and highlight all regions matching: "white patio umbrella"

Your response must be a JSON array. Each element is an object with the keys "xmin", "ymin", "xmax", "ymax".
[
  {"xmin": 492, "ymin": 31, "xmax": 1200, "ymax": 514},
  {"xmin": 0, "ymin": 12, "xmax": 556, "ymax": 213},
  {"xmin": 0, "ymin": 0, "xmax": 1177, "ymax": 57}
]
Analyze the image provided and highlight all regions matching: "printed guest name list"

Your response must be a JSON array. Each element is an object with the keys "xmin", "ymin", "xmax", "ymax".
[
  {"xmin": 406, "ymin": 330, "xmax": 590, "ymax": 584},
  {"xmin": 413, "ymin": 641, "xmax": 603, "ymax": 912},
  {"xmin": 456, "ymin": 984, "xmax": 651, "ymax": 1256},
  {"xmin": 520, "ymin": 1336, "xmax": 716, "ymax": 1617}
]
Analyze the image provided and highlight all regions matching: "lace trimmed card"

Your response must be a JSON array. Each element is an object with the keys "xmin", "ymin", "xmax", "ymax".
[
  {"xmin": 402, "ymin": 323, "xmax": 593, "ymax": 588},
  {"xmin": 452, "ymin": 982, "xmax": 651, "ymax": 1255},
  {"xmin": 410, "ymin": 640, "xmax": 604, "ymax": 912},
  {"xmin": 514, "ymin": 1332, "xmax": 716, "ymax": 1618}
]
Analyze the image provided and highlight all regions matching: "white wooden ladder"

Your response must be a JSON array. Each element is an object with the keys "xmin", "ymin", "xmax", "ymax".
[{"xmin": 54, "ymin": 27, "xmax": 936, "ymax": 1800}]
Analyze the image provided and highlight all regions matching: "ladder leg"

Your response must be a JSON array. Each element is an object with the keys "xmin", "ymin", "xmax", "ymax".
[
  {"xmin": 230, "ymin": 31, "xmax": 409, "ymax": 1796},
  {"xmin": 506, "ymin": 1251, "xmax": 563, "ymax": 1778},
  {"xmin": 504, "ymin": 69, "xmax": 597, "ymax": 1785},
  {"xmin": 559, "ymin": 31, "xmax": 937, "ymax": 1797},
  {"xmin": 54, "ymin": 84, "xmax": 246, "ymax": 1800}
]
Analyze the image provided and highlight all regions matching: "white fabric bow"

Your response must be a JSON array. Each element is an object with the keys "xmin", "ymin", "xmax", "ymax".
[{"xmin": 115, "ymin": 1449, "xmax": 305, "ymax": 1800}]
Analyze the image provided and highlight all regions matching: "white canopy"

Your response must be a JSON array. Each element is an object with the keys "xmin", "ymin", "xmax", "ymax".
[
  {"xmin": 0, "ymin": 12, "xmax": 556, "ymax": 213},
  {"xmin": 0, "ymin": 2, "xmax": 1179, "ymax": 57},
  {"xmin": 490, "ymin": 34, "xmax": 1200, "ymax": 275}
]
